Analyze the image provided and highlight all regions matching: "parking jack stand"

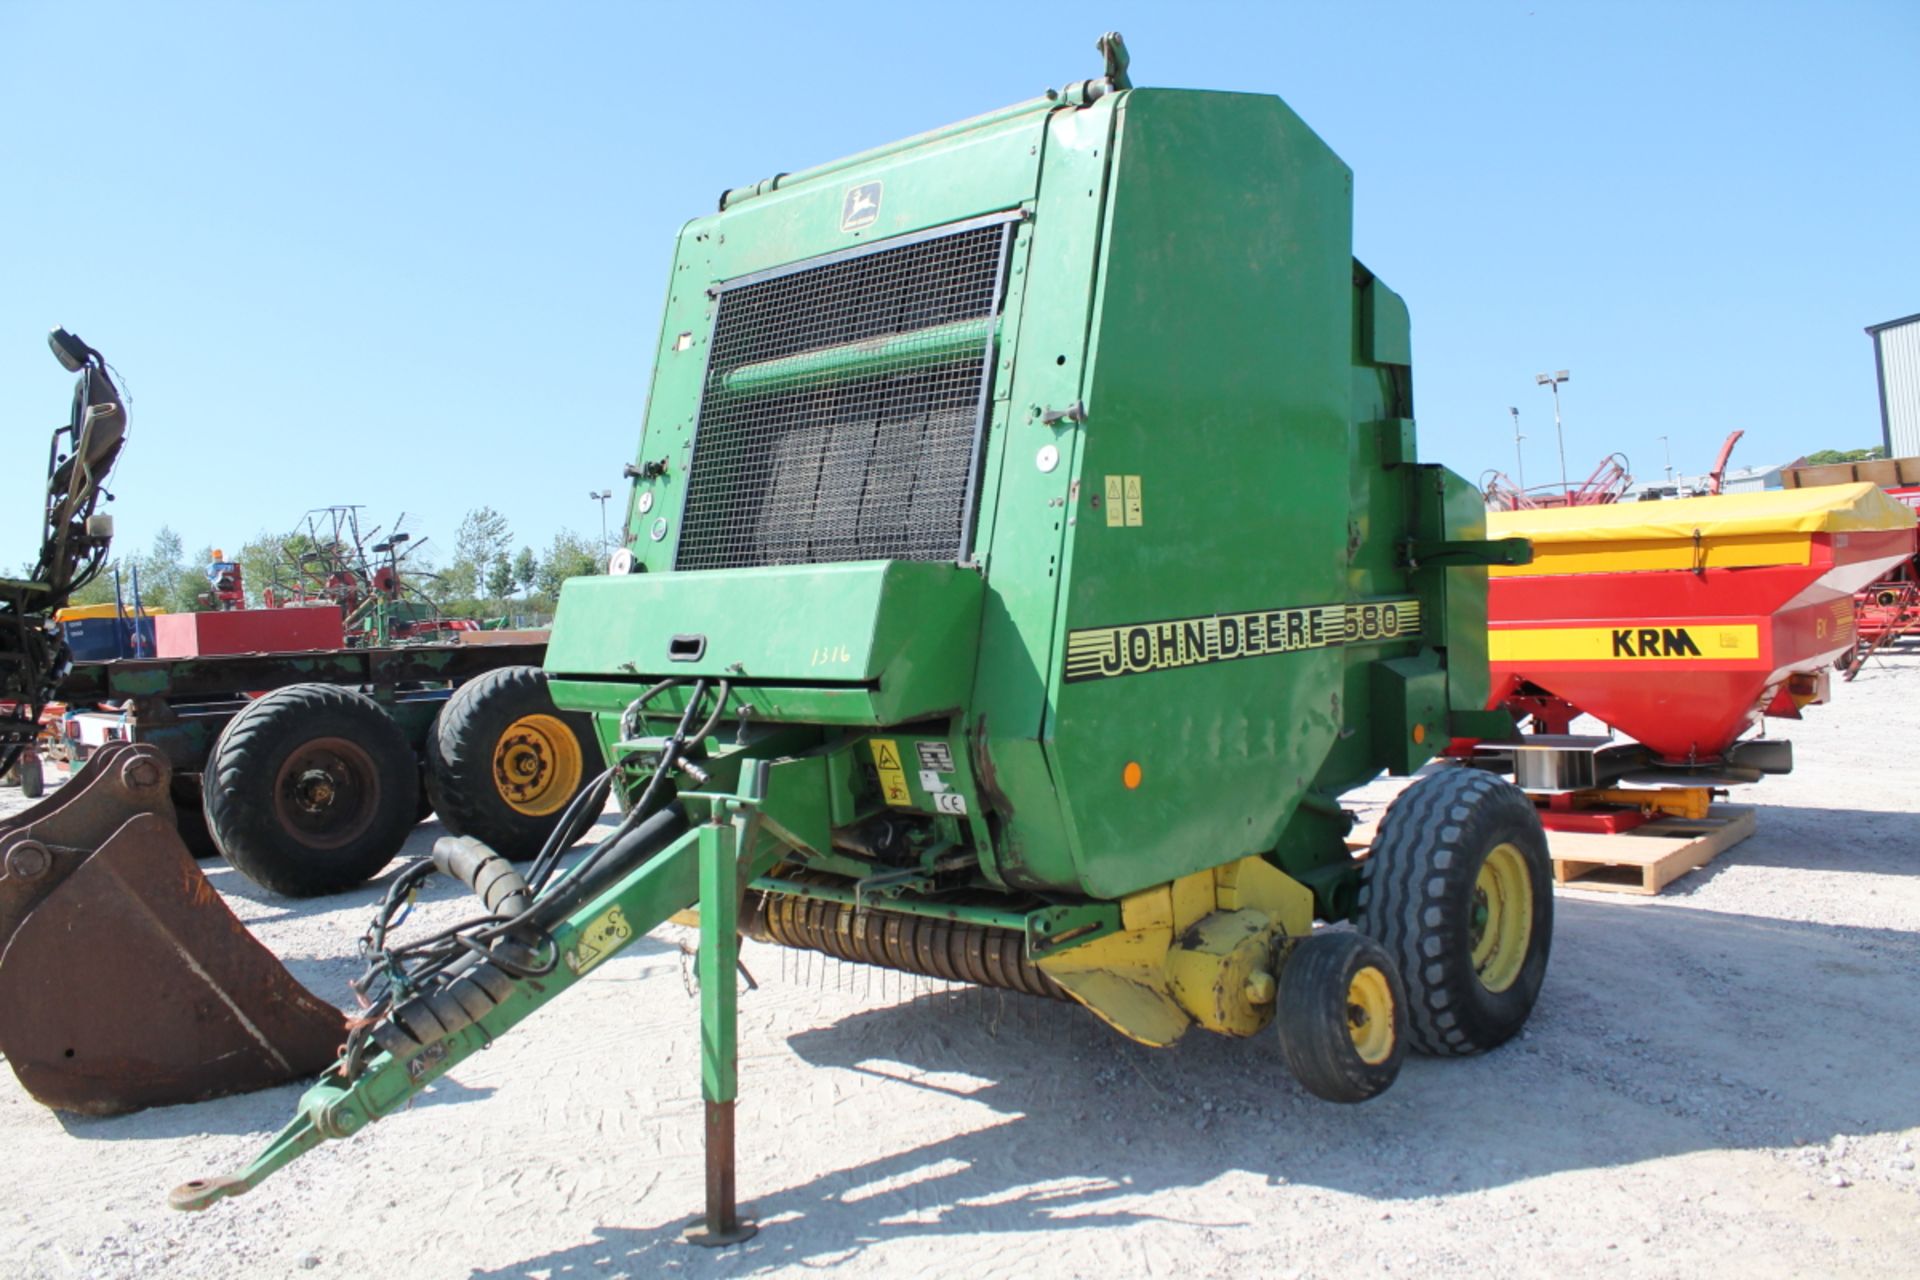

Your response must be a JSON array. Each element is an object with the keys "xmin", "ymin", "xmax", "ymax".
[{"xmin": 684, "ymin": 766, "xmax": 765, "ymax": 1247}]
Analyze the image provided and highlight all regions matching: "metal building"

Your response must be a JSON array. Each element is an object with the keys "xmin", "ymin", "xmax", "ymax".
[{"xmin": 1868, "ymin": 312, "xmax": 1920, "ymax": 458}]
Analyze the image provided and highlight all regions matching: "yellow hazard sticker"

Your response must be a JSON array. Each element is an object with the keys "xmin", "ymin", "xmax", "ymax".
[
  {"xmin": 564, "ymin": 905, "xmax": 632, "ymax": 976},
  {"xmin": 1123, "ymin": 475, "xmax": 1143, "ymax": 527},
  {"xmin": 1064, "ymin": 598, "xmax": 1421, "ymax": 684},
  {"xmin": 1103, "ymin": 475, "xmax": 1143, "ymax": 527},
  {"xmin": 1488, "ymin": 624, "xmax": 1760, "ymax": 663},
  {"xmin": 868, "ymin": 738, "xmax": 913, "ymax": 807}
]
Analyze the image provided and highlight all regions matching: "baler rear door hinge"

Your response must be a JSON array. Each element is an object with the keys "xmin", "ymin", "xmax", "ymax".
[{"xmin": 1399, "ymin": 536, "xmax": 1532, "ymax": 570}]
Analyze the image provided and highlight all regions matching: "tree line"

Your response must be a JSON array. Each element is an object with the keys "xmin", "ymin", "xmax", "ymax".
[
  {"xmin": 65, "ymin": 506, "xmax": 605, "ymax": 621},
  {"xmin": 432, "ymin": 506, "xmax": 604, "ymax": 620}
]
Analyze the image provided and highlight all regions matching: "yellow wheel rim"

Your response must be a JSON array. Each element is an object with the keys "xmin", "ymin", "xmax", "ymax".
[
  {"xmin": 492, "ymin": 713, "xmax": 583, "ymax": 817},
  {"xmin": 1346, "ymin": 966, "xmax": 1396, "ymax": 1065},
  {"xmin": 1470, "ymin": 842, "xmax": 1534, "ymax": 994}
]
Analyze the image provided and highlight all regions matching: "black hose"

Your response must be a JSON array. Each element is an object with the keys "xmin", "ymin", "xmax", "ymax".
[
  {"xmin": 346, "ymin": 674, "xmax": 732, "ymax": 1062},
  {"xmin": 522, "ymin": 804, "xmax": 691, "ymax": 933},
  {"xmin": 431, "ymin": 835, "xmax": 533, "ymax": 917},
  {"xmin": 535, "ymin": 678, "xmax": 709, "ymax": 897},
  {"xmin": 522, "ymin": 766, "xmax": 618, "ymax": 896}
]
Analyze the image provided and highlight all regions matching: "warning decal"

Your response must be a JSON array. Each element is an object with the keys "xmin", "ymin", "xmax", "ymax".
[
  {"xmin": 564, "ymin": 906, "xmax": 633, "ymax": 976},
  {"xmin": 1103, "ymin": 475, "xmax": 1143, "ymax": 528},
  {"xmin": 1064, "ymin": 598, "xmax": 1421, "ymax": 684},
  {"xmin": 868, "ymin": 738, "xmax": 913, "ymax": 807}
]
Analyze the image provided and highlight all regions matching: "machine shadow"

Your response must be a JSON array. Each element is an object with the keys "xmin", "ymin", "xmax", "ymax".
[
  {"xmin": 1667, "ymin": 802, "xmax": 1920, "ymax": 883},
  {"xmin": 479, "ymin": 893, "xmax": 1920, "ymax": 1276}
]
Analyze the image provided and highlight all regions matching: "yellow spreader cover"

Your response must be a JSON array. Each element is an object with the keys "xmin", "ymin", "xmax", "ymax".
[
  {"xmin": 1488, "ymin": 483, "xmax": 1915, "ymax": 576},
  {"xmin": 52, "ymin": 604, "xmax": 168, "ymax": 621}
]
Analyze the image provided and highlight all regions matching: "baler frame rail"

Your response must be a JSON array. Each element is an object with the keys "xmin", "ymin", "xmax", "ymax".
[{"xmin": 59, "ymin": 640, "xmax": 547, "ymax": 704}]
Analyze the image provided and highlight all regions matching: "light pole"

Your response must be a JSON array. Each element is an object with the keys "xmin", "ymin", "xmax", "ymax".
[
  {"xmin": 1507, "ymin": 406, "xmax": 1526, "ymax": 492},
  {"xmin": 1534, "ymin": 370, "xmax": 1570, "ymax": 497},
  {"xmin": 589, "ymin": 489, "xmax": 613, "ymax": 548},
  {"xmin": 1658, "ymin": 435, "xmax": 1673, "ymax": 483}
]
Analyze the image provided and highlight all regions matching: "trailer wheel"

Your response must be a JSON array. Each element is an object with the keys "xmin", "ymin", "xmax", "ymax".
[
  {"xmin": 1276, "ymin": 930, "xmax": 1406, "ymax": 1103},
  {"xmin": 17, "ymin": 751, "xmax": 44, "ymax": 799},
  {"xmin": 426, "ymin": 666, "xmax": 595, "ymax": 860},
  {"xmin": 172, "ymin": 783, "xmax": 221, "ymax": 860},
  {"xmin": 205, "ymin": 684, "xmax": 420, "ymax": 897},
  {"xmin": 1356, "ymin": 768, "xmax": 1552, "ymax": 1056}
]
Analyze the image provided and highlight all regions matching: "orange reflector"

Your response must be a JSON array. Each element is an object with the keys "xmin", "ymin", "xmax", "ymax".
[
  {"xmin": 1122, "ymin": 761, "xmax": 1143, "ymax": 790},
  {"xmin": 1411, "ymin": 723, "xmax": 1426, "ymax": 745}
]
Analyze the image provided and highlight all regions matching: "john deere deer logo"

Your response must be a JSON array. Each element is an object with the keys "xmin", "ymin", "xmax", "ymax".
[{"xmin": 841, "ymin": 181, "xmax": 882, "ymax": 232}]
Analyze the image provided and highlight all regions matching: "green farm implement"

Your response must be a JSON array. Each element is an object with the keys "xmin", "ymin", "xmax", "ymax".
[{"xmin": 168, "ymin": 34, "xmax": 1549, "ymax": 1240}]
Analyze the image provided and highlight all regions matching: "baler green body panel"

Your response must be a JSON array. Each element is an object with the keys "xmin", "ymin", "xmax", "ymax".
[
  {"xmin": 545, "ymin": 561, "xmax": 982, "ymax": 725},
  {"xmin": 547, "ymin": 83, "xmax": 1495, "ymax": 908},
  {"xmin": 1003, "ymin": 90, "xmax": 1364, "ymax": 898}
]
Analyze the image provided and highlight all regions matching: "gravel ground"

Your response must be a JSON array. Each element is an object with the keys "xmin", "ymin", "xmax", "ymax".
[{"xmin": 2, "ymin": 648, "xmax": 1916, "ymax": 1278}]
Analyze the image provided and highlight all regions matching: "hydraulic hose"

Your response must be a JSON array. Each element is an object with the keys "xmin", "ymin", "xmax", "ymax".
[
  {"xmin": 430, "ymin": 836, "xmax": 532, "ymax": 918},
  {"xmin": 370, "ymin": 804, "xmax": 694, "ymax": 1061}
]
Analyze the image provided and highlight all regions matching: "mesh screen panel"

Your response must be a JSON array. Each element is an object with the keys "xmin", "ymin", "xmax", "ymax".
[{"xmin": 675, "ymin": 220, "xmax": 1012, "ymax": 571}]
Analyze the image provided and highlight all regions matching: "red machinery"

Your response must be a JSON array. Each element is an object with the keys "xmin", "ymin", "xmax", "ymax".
[
  {"xmin": 153, "ymin": 607, "xmax": 346, "ymax": 657},
  {"xmin": 1483, "ymin": 452, "xmax": 1632, "ymax": 512},
  {"xmin": 1482, "ymin": 482, "xmax": 1916, "ymax": 830},
  {"xmin": 1850, "ymin": 478, "xmax": 1919, "ymax": 661},
  {"xmin": 254, "ymin": 507, "xmax": 472, "ymax": 646},
  {"xmin": 1778, "ymin": 459, "xmax": 1920, "ymax": 672},
  {"xmin": 1850, "ymin": 560, "xmax": 1918, "ymax": 659}
]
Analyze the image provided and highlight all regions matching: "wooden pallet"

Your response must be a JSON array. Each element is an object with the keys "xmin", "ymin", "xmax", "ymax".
[{"xmin": 1547, "ymin": 804, "xmax": 1756, "ymax": 895}]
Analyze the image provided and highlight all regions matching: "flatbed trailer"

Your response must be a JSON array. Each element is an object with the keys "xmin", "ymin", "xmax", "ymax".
[{"xmin": 49, "ymin": 638, "xmax": 595, "ymax": 895}]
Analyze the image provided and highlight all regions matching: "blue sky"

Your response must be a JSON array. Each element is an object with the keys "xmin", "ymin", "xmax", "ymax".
[{"xmin": 3, "ymin": 1, "xmax": 1915, "ymax": 566}]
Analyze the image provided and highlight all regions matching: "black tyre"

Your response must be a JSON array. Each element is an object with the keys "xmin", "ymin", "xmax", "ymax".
[
  {"xmin": 1356, "ymin": 768, "xmax": 1552, "ymax": 1056},
  {"xmin": 415, "ymin": 761, "xmax": 436, "ymax": 823},
  {"xmin": 204, "ymin": 684, "xmax": 420, "ymax": 897},
  {"xmin": 171, "ymin": 778, "xmax": 220, "ymax": 860},
  {"xmin": 17, "ymin": 752, "xmax": 43, "ymax": 799},
  {"xmin": 425, "ymin": 666, "xmax": 596, "ymax": 860},
  {"xmin": 1276, "ymin": 930, "xmax": 1406, "ymax": 1103}
]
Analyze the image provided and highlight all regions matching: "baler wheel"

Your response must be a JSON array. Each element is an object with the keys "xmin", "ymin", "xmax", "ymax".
[
  {"xmin": 1356, "ymin": 768, "xmax": 1551, "ymax": 1056},
  {"xmin": 204, "ymin": 684, "xmax": 421, "ymax": 897},
  {"xmin": 1276, "ymin": 930, "xmax": 1406, "ymax": 1103},
  {"xmin": 426, "ymin": 666, "xmax": 596, "ymax": 861}
]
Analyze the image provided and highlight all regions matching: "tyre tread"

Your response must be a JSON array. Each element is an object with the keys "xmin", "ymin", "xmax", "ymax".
[
  {"xmin": 426, "ymin": 666, "xmax": 593, "ymax": 860},
  {"xmin": 205, "ymin": 682, "xmax": 418, "ymax": 897},
  {"xmin": 1276, "ymin": 930, "xmax": 1405, "ymax": 1103},
  {"xmin": 1356, "ymin": 768, "xmax": 1551, "ymax": 1056}
]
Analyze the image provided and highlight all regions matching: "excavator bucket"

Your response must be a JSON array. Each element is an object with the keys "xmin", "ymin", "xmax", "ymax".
[{"xmin": 0, "ymin": 743, "xmax": 345, "ymax": 1115}]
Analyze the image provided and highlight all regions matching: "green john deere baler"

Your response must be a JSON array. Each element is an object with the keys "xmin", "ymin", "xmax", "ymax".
[{"xmin": 175, "ymin": 34, "xmax": 1549, "ymax": 1240}]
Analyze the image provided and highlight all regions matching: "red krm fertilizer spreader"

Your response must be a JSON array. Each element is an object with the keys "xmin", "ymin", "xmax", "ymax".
[{"xmin": 1477, "ymin": 482, "xmax": 1915, "ymax": 834}]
